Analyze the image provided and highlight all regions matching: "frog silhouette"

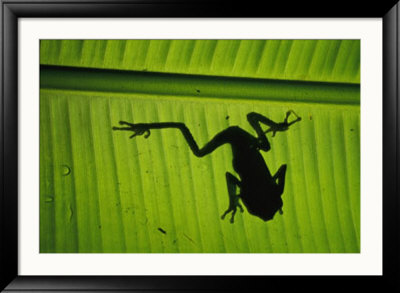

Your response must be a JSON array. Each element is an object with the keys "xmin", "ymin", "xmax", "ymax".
[{"xmin": 113, "ymin": 111, "xmax": 301, "ymax": 223}]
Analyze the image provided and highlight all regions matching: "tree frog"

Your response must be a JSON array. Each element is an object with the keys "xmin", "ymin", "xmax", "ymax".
[{"xmin": 113, "ymin": 110, "xmax": 301, "ymax": 223}]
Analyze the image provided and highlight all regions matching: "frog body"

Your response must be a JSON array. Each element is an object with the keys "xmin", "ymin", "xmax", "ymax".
[{"xmin": 113, "ymin": 110, "xmax": 300, "ymax": 223}]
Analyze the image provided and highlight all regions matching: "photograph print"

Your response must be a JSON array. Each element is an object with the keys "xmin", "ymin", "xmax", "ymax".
[{"xmin": 40, "ymin": 40, "xmax": 360, "ymax": 253}]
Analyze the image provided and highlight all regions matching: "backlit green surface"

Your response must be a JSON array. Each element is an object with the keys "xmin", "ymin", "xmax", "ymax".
[
  {"xmin": 40, "ymin": 40, "xmax": 360, "ymax": 84},
  {"xmin": 40, "ymin": 40, "xmax": 360, "ymax": 253}
]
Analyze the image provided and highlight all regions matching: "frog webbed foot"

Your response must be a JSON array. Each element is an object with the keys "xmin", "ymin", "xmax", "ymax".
[
  {"xmin": 263, "ymin": 110, "xmax": 302, "ymax": 137},
  {"xmin": 129, "ymin": 128, "xmax": 151, "ymax": 139},
  {"xmin": 222, "ymin": 172, "xmax": 244, "ymax": 223},
  {"xmin": 112, "ymin": 121, "xmax": 151, "ymax": 139},
  {"xmin": 221, "ymin": 199, "xmax": 244, "ymax": 224}
]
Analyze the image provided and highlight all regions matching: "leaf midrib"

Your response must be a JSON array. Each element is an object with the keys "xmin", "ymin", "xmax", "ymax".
[{"xmin": 40, "ymin": 65, "xmax": 360, "ymax": 106}]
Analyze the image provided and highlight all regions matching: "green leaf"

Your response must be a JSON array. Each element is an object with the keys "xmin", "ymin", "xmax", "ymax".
[
  {"xmin": 40, "ymin": 40, "xmax": 360, "ymax": 83},
  {"xmin": 40, "ymin": 40, "xmax": 360, "ymax": 253}
]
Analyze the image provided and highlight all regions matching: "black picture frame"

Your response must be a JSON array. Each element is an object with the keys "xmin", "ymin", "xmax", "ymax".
[{"xmin": 1, "ymin": 1, "xmax": 399, "ymax": 292}]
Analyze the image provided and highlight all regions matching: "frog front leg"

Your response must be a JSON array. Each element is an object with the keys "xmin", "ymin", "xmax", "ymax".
[
  {"xmin": 247, "ymin": 111, "xmax": 301, "ymax": 146},
  {"xmin": 221, "ymin": 172, "xmax": 244, "ymax": 223}
]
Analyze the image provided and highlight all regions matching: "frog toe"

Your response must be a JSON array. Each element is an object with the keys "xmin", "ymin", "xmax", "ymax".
[
  {"xmin": 221, "ymin": 209, "xmax": 231, "ymax": 220},
  {"xmin": 229, "ymin": 209, "xmax": 238, "ymax": 223}
]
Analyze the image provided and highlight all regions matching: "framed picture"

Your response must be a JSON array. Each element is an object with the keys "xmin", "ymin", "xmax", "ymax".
[{"xmin": 1, "ymin": 1, "xmax": 399, "ymax": 291}]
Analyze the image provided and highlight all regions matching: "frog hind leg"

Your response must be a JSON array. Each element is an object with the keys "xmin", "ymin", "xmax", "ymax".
[
  {"xmin": 273, "ymin": 164, "xmax": 287, "ymax": 214},
  {"xmin": 221, "ymin": 172, "xmax": 244, "ymax": 223}
]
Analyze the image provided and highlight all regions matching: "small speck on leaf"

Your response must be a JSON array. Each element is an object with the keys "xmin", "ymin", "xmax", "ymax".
[
  {"xmin": 158, "ymin": 228, "xmax": 167, "ymax": 234},
  {"xmin": 183, "ymin": 233, "xmax": 196, "ymax": 245},
  {"xmin": 62, "ymin": 165, "xmax": 71, "ymax": 176},
  {"xmin": 44, "ymin": 196, "xmax": 54, "ymax": 203}
]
